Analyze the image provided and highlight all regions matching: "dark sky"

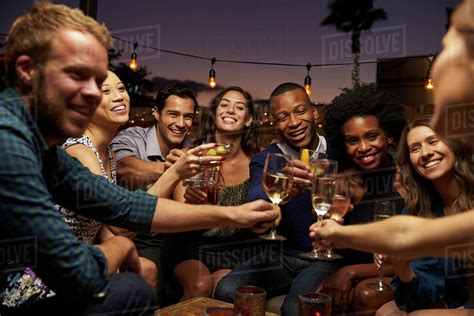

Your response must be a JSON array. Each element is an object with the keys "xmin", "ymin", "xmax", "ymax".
[{"xmin": 1, "ymin": 0, "xmax": 461, "ymax": 105}]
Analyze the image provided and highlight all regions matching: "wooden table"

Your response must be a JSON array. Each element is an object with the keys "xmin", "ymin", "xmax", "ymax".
[{"xmin": 155, "ymin": 297, "xmax": 278, "ymax": 315}]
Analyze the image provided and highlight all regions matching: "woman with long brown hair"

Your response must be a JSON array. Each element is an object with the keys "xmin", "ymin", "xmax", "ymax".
[
  {"xmin": 164, "ymin": 86, "xmax": 263, "ymax": 301},
  {"xmin": 376, "ymin": 119, "xmax": 472, "ymax": 315}
]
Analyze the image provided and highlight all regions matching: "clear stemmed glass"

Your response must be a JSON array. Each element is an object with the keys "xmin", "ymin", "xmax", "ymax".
[
  {"xmin": 259, "ymin": 153, "xmax": 294, "ymax": 241},
  {"xmin": 301, "ymin": 159, "xmax": 338, "ymax": 259},
  {"xmin": 366, "ymin": 201, "xmax": 396, "ymax": 291},
  {"xmin": 324, "ymin": 174, "xmax": 351, "ymax": 260}
]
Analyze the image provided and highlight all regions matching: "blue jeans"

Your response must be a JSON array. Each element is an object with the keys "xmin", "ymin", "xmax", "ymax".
[
  {"xmin": 214, "ymin": 251, "xmax": 340, "ymax": 316},
  {"xmin": 0, "ymin": 272, "xmax": 158, "ymax": 315}
]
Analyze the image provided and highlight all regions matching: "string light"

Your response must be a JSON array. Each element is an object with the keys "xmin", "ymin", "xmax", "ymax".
[
  {"xmin": 304, "ymin": 62, "xmax": 312, "ymax": 96},
  {"xmin": 110, "ymin": 35, "xmax": 435, "ymax": 93},
  {"xmin": 208, "ymin": 57, "xmax": 217, "ymax": 88},
  {"xmin": 129, "ymin": 42, "xmax": 138, "ymax": 71},
  {"xmin": 425, "ymin": 55, "xmax": 434, "ymax": 91}
]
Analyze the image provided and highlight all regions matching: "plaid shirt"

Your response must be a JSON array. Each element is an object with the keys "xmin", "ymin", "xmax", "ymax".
[{"xmin": 0, "ymin": 88, "xmax": 157, "ymax": 302}]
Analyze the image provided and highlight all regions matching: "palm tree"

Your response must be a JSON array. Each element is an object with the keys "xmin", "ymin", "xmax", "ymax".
[{"xmin": 321, "ymin": 0, "xmax": 387, "ymax": 86}]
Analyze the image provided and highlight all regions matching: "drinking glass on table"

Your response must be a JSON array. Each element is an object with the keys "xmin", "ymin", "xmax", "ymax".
[
  {"xmin": 324, "ymin": 174, "xmax": 351, "ymax": 260},
  {"xmin": 259, "ymin": 153, "xmax": 293, "ymax": 241},
  {"xmin": 299, "ymin": 292, "xmax": 332, "ymax": 316},
  {"xmin": 366, "ymin": 201, "xmax": 396, "ymax": 291},
  {"xmin": 234, "ymin": 286, "xmax": 266, "ymax": 316},
  {"xmin": 301, "ymin": 159, "xmax": 338, "ymax": 259}
]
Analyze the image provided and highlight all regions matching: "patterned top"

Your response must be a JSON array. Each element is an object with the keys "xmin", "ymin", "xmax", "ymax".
[
  {"xmin": 202, "ymin": 179, "xmax": 250, "ymax": 238},
  {"xmin": 0, "ymin": 88, "xmax": 157, "ymax": 307},
  {"xmin": 59, "ymin": 135, "xmax": 117, "ymax": 245}
]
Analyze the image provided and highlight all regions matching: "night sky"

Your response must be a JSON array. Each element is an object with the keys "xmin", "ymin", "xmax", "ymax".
[{"xmin": 1, "ymin": 0, "xmax": 461, "ymax": 105}]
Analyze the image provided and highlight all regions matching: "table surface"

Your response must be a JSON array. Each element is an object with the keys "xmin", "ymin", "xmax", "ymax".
[{"xmin": 155, "ymin": 297, "xmax": 278, "ymax": 315}]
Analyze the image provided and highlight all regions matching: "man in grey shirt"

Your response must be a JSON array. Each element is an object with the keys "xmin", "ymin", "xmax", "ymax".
[
  {"xmin": 111, "ymin": 83, "xmax": 196, "ymax": 190},
  {"xmin": 111, "ymin": 83, "xmax": 198, "ymax": 304}
]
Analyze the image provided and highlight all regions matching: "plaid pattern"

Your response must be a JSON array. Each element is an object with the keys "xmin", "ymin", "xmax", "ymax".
[{"xmin": 0, "ymin": 89, "xmax": 157, "ymax": 302}]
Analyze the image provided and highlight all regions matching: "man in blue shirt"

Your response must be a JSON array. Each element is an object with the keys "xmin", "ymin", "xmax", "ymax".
[
  {"xmin": 214, "ymin": 83, "xmax": 339, "ymax": 315},
  {"xmin": 0, "ymin": 3, "xmax": 277, "ymax": 314}
]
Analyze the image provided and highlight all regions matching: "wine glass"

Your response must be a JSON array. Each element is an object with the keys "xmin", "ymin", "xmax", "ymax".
[
  {"xmin": 260, "ymin": 153, "xmax": 294, "ymax": 241},
  {"xmin": 301, "ymin": 159, "xmax": 338, "ymax": 259},
  {"xmin": 366, "ymin": 201, "xmax": 395, "ymax": 291},
  {"xmin": 325, "ymin": 174, "xmax": 351, "ymax": 260}
]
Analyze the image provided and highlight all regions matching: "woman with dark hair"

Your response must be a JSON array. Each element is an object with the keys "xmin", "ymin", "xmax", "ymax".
[
  {"xmin": 376, "ymin": 120, "xmax": 472, "ymax": 315},
  {"xmin": 164, "ymin": 86, "xmax": 263, "ymax": 301},
  {"xmin": 310, "ymin": 0, "xmax": 474, "ymax": 261},
  {"xmin": 317, "ymin": 83, "xmax": 406, "ymax": 314},
  {"xmin": 198, "ymin": 86, "xmax": 260, "ymax": 157}
]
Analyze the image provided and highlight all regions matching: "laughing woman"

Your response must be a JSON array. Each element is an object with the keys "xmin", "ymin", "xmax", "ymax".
[
  {"xmin": 164, "ymin": 86, "xmax": 262, "ymax": 301},
  {"xmin": 318, "ymin": 83, "xmax": 406, "ymax": 315},
  {"xmin": 375, "ymin": 120, "xmax": 472, "ymax": 315}
]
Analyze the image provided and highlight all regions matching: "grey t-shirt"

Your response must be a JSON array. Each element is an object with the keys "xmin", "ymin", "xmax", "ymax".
[{"xmin": 111, "ymin": 124, "xmax": 165, "ymax": 163}]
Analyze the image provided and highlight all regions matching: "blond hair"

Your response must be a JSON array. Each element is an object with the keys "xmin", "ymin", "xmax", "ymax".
[
  {"xmin": 5, "ymin": 2, "xmax": 112, "ymax": 86},
  {"xmin": 452, "ymin": 0, "xmax": 474, "ymax": 53}
]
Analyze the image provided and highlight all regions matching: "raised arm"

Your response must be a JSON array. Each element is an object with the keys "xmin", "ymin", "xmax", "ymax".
[
  {"xmin": 310, "ymin": 212, "xmax": 474, "ymax": 259},
  {"xmin": 110, "ymin": 127, "xmax": 166, "ymax": 189},
  {"xmin": 117, "ymin": 156, "xmax": 165, "ymax": 189}
]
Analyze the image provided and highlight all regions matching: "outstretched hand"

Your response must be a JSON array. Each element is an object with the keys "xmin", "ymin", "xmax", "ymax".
[
  {"xmin": 309, "ymin": 219, "xmax": 345, "ymax": 249},
  {"xmin": 285, "ymin": 159, "xmax": 312, "ymax": 198},
  {"xmin": 251, "ymin": 204, "xmax": 281, "ymax": 234},
  {"xmin": 228, "ymin": 199, "xmax": 279, "ymax": 229},
  {"xmin": 165, "ymin": 143, "xmax": 224, "ymax": 180}
]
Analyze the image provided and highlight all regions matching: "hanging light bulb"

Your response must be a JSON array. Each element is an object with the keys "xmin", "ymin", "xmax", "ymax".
[
  {"xmin": 425, "ymin": 78, "xmax": 434, "ymax": 91},
  {"xmin": 208, "ymin": 57, "xmax": 217, "ymax": 88},
  {"xmin": 424, "ymin": 55, "xmax": 434, "ymax": 91},
  {"xmin": 304, "ymin": 63, "xmax": 312, "ymax": 96},
  {"xmin": 129, "ymin": 42, "xmax": 138, "ymax": 71}
]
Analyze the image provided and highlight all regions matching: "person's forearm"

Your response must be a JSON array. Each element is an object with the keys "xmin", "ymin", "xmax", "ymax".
[
  {"xmin": 150, "ymin": 199, "xmax": 228, "ymax": 232},
  {"xmin": 349, "ymin": 263, "xmax": 388, "ymax": 279},
  {"xmin": 334, "ymin": 213, "xmax": 474, "ymax": 259},
  {"xmin": 332, "ymin": 215, "xmax": 427, "ymax": 258},
  {"xmin": 147, "ymin": 168, "xmax": 181, "ymax": 198},
  {"xmin": 117, "ymin": 157, "xmax": 165, "ymax": 189},
  {"xmin": 95, "ymin": 236, "xmax": 135, "ymax": 276}
]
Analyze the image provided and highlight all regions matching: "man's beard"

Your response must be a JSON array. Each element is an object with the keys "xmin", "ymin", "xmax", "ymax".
[{"xmin": 31, "ymin": 72, "xmax": 72, "ymax": 146}]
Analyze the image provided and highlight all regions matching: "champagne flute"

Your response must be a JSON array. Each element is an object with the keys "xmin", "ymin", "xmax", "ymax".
[
  {"xmin": 325, "ymin": 175, "xmax": 351, "ymax": 260},
  {"xmin": 260, "ymin": 153, "xmax": 294, "ymax": 241},
  {"xmin": 366, "ymin": 201, "xmax": 395, "ymax": 291},
  {"xmin": 301, "ymin": 159, "xmax": 338, "ymax": 259}
]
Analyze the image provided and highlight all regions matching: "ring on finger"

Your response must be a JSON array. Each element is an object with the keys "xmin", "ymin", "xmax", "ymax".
[{"xmin": 198, "ymin": 156, "xmax": 202, "ymax": 164}]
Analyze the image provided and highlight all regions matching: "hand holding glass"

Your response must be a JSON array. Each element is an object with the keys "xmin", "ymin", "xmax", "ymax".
[
  {"xmin": 260, "ymin": 153, "xmax": 293, "ymax": 241},
  {"xmin": 324, "ymin": 175, "xmax": 351, "ymax": 259},
  {"xmin": 302, "ymin": 159, "xmax": 337, "ymax": 259}
]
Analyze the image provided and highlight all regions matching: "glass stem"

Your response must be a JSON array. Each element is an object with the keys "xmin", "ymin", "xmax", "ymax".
[
  {"xmin": 378, "ymin": 262, "xmax": 384, "ymax": 283},
  {"xmin": 270, "ymin": 202, "xmax": 278, "ymax": 235},
  {"xmin": 313, "ymin": 214, "xmax": 324, "ymax": 253}
]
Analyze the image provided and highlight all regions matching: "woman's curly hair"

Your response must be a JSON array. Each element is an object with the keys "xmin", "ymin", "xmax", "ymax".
[{"xmin": 324, "ymin": 83, "xmax": 406, "ymax": 167}]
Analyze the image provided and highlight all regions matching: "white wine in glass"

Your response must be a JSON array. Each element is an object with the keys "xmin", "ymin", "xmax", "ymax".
[
  {"xmin": 260, "ymin": 153, "xmax": 293, "ymax": 241},
  {"xmin": 263, "ymin": 172, "xmax": 292, "ymax": 205},
  {"xmin": 302, "ymin": 159, "xmax": 338, "ymax": 259}
]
